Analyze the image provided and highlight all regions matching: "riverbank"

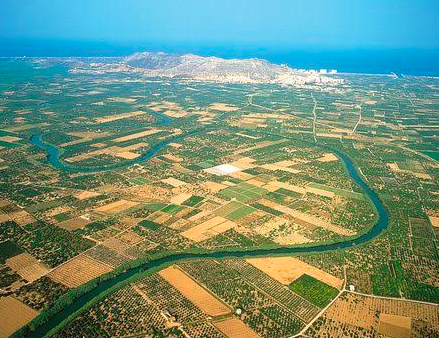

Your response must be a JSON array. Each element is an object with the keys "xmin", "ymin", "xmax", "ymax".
[{"xmin": 14, "ymin": 144, "xmax": 389, "ymax": 338}]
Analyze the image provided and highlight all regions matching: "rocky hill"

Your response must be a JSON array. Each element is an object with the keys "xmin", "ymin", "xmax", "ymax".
[{"xmin": 70, "ymin": 51, "xmax": 343, "ymax": 86}]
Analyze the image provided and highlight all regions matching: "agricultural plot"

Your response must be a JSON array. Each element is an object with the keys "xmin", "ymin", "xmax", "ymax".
[
  {"xmin": 161, "ymin": 177, "xmax": 187, "ymax": 187},
  {"xmin": 256, "ymin": 198, "xmax": 355, "ymax": 236},
  {"xmin": 182, "ymin": 195, "xmax": 204, "ymax": 207},
  {"xmin": 0, "ymin": 296, "xmax": 39, "ymax": 338},
  {"xmin": 214, "ymin": 317, "xmax": 261, "ymax": 338},
  {"xmin": 378, "ymin": 313, "xmax": 412, "ymax": 338},
  {"xmin": 54, "ymin": 285, "xmax": 167, "ymax": 338},
  {"xmin": 0, "ymin": 60, "xmax": 438, "ymax": 337},
  {"xmin": 137, "ymin": 219, "xmax": 161, "ymax": 231},
  {"xmin": 161, "ymin": 204, "xmax": 186, "ymax": 214},
  {"xmin": 158, "ymin": 265, "xmax": 231, "ymax": 317},
  {"xmin": 184, "ymin": 322, "xmax": 227, "ymax": 338},
  {"xmin": 307, "ymin": 182, "xmax": 365, "ymax": 200},
  {"xmin": 0, "ymin": 240, "xmax": 22, "ymax": 263},
  {"xmin": 57, "ymin": 216, "xmax": 91, "ymax": 231},
  {"xmin": 213, "ymin": 200, "xmax": 256, "ymax": 221},
  {"xmin": 178, "ymin": 259, "xmax": 312, "ymax": 336},
  {"xmin": 246, "ymin": 257, "xmax": 343, "ymax": 289},
  {"xmin": 13, "ymin": 277, "xmax": 69, "ymax": 311},
  {"xmin": 128, "ymin": 176, "xmax": 151, "ymax": 185},
  {"xmin": 95, "ymin": 110, "xmax": 146, "ymax": 123},
  {"xmin": 220, "ymin": 259, "xmax": 321, "ymax": 322},
  {"xmin": 94, "ymin": 199, "xmax": 139, "ymax": 215},
  {"xmin": 288, "ymin": 274, "xmax": 339, "ymax": 307},
  {"xmin": 306, "ymin": 292, "xmax": 439, "ymax": 338},
  {"xmin": 84, "ymin": 245, "xmax": 131, "ymax": 268},
  {"xmin": 181, "ymin": 216, "xmax": 236, "ymax": 242},
  {"xmin": 216, "ymin": 182, "xmax": 268, "ymax": 203},
  {"xmin": 48, "ymin": 255, "xmax": 112, "ymax": 288},
  {"xmin": 5, "ymin": 253, "xmax": 49, "ymax": 282}
]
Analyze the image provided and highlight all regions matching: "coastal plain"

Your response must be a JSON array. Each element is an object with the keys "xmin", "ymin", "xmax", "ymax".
[{"xmin": 0, "ymin": 57, "xmax": 438, "ymax": 338}]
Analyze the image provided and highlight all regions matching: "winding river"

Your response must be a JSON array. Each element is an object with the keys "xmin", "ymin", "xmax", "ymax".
[
  {"xmin": 29, "ymin": 111, "xmax": 191, "ymax": 173},
  {"xmin": 25, "ymin": 126, "xmax": 389, "ymax": 338},
  {"xmin": 30, "ymin": 129, "xmax": 200, "ymax": 173}
]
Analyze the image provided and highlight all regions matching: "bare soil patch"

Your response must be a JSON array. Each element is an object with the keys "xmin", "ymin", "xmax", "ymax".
[
  {"xmin": 48, "ymin": 255, "xmax": 112, "ymax": 288},
  {"xmin": 74, "ymin": 191, "xmax": 101, "ymax": 200},
  {"xmin": 117, "ymin": 230, "xmax": 143, "ymax": 245},
  {"xmin": 246, "ymin": 256, "xmax": 343, "ymax": 289},
  {"xmin": 57, "ymin": 216, "xmax": 91, "ymax": 231},
  {"xmin": 6, "ymin": 253, "xmax": 49, "ymax": 282},
  {"xmin": 8, "ymin": 210, "xmax": 35, "ymax": 226},
  {"xmin": 0, "ymin": 296, "xmax": 39, "ymax": 338},
  {"xmin": 170, "ymin": 193, "xmax": 192, "ymax": 205},
  {"xmin": 112, "ymin": 128, "xmax": 161, "ymax": 143},
  {"xmin": 181, "ymin": 216, "xmax": 236, "ymax": 242},
  {"xmin": 115, "ymin": 151, "xmax": 140, "ymax": 159},
  {"xmin": 159, "ymin": 265, "xmax": 230, "ymax": 316},
  {"xmin": 95, "ymin": 110, "xmax": 145, "ymax": 123},
  {"xmin": 0, "ymin": 213, "xmax": 10, "ymax": 223},
  {"xmin": 0, "ymin": 136, "xmax": 22, "ymax": 143},
  {"xmin": 214, "ymin": 317, "xmax": 261, "ymax": 338},
  {"xmin": 378, "ymin": 313, "xmax": 411, "ymax": 338},
  {"xmin": 428, "ymin": 215, "xmax": 439, "ymax": 227},
  {"xmin": 209, "ymin": 103, "xmax": 239, "ymax": 112},
  {"xmin": 317, "ymin": 153, "xmax": 338, "ymax": 162},
  {"xmin": 161, "ymin": 177, "xmax": 187, "ymax": 187},
  {"xmin": 95, "ymin": 199, "xmax": 139, "ymax": 215}
]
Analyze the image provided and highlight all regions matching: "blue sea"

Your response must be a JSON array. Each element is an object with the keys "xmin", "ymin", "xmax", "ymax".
[{"xmin": 1, "ymin": 38, "xmax": 438, "ymax": 76}]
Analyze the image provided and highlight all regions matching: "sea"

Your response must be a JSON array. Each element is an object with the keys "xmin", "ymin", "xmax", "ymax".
[{"xmin": 1, "ymin": 38, "xmax": 438, "ymax": 77}]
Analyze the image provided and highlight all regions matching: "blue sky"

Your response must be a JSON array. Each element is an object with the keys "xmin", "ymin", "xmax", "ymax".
[{"xmin": 0, "ymin": 0, "xmax": 438, "ymax": 50}]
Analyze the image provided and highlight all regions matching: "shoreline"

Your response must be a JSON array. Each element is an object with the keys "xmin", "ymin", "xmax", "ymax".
[{"xmin": 0, "ymin": 56, "xmax": 438, "ymax": 78}]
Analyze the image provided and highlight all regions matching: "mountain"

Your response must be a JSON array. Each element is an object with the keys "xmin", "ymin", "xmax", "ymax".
[
  {"xmin": 124, "ymin": 52, "xmax": 182, "ymax": 70},
  {"xmin": 124, "ymin": 52, "xmax": 288, "ymax": 78},
  {"xmin": 70, "ymin": 52, "xmax": 343, "ymax": 86}
]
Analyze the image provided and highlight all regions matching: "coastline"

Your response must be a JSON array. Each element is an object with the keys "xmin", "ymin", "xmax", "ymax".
[{"xmin": 1, "ymin": 52, "xmax": 439, "ymax": 78}]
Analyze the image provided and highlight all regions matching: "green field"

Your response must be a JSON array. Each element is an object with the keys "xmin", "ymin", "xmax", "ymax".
[
  {"xmin": 0, "ymin": 240, "xmax": 22, "ymax": 263},
  {"xmin": 161, "ymin": 204, "xmax": 185, "ymax": 214},
  {"xmin": 53, "ymin": 212, "xmax": 71, "ymax": 222},
  {"xmin": 129, "ymin": 176, "xmax": 151, "ymax": 185},
  {"xmin": 0, "ymin": 140, "xmax": 21, "ymax": 147},
  {"xmin": 142, "ymin": 203, "xmax": 167, "ymax": 211},
  {"xmin": 289, "ymin": 274, "xmax": 339, "ymax": 307},
  {"xmin": 26, "ymin": 199, "xmax": 65, "ymax": 213},
  {"xmin": 396, "ymin": 160, "xmax": 425, "ymax": 173},
  {"xmin": 213, "ymin": 200, "xmax": 256, "ymax": 221},
  {"xmin": 182, "ymin": 195, "xmax": 204, "ymax": 207},
  {"xmin": 195, "ymin": 161, "xmax": 217, "ymax": 169},
  {"xmin": 216, "ymin": 182, "xmax": 268, "ymax": 203},
  {"xmin": 138, "ymin": 219, "xmax": 160, "ymax": 231},
  {"xmin": 420, "ymin": 150, "xmax": 439, "ymax": 161}
]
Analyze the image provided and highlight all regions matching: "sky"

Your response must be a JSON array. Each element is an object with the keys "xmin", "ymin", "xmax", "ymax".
[{"xmin": 1, "ymin": 0, "xmax": 438, "ymax": 50}]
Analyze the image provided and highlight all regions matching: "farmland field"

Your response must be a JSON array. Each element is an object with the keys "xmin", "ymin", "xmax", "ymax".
[
  {"xmin": 158, "ymin": 265, "xmax": 231, "ymax": 317},
  {"xmin": 0, "ymin": 297, "xmax": 39, "ymax": 338},
  {"xmin": 0, "ymin": 58, "xmax": 437, "ymax": 338},
  {"xmin": 288, "ymin": 274, "xmax": 339, "ymax": 307}
]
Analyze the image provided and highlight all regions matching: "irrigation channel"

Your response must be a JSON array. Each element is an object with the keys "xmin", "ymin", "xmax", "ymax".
[{"xmin": 26, "ymin": 123, "xmax": 389, "ymax": 337}]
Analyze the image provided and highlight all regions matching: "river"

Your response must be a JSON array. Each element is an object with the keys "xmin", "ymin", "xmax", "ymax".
[{"xmin": 23, "ymin": 134, "xmax": 389, "ymax": 337}]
